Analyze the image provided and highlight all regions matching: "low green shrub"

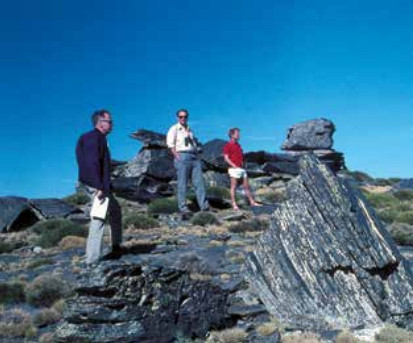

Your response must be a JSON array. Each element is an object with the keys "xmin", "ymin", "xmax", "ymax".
[
  {"xmin": 33, "ymin": 308, "xmax": 62, "ymax": 327},
  {"xmin": 388, "ymin": 223, "xmax": 413, "ymax": 246},
  {"xmin": 364, "ymin": 193, "xmax": 399, "ymax": 209},
  {"xmin": 0, "ymin": 308, "xmax": 37, "ymax": 338},
  {"xmin": 123, "ymin": 214, "xmax": 160, "ymax": 230},
  {"xmin": 229, "ymin": 218, "xmax": 270, "ymax": 233},
  {"xmin": 393, "ymin": 190, "xmax": 413, "ymax": 201},
  {"xmin": 31, "ymin": 219, "xmax": 87, "ymax": 248},
  {"xmin": 147, "ymin": 198, "xmax": 179, "ymax": 214},
  {"xmin": 396, "ymin": 211, "xmax": 413, "ymax": 225},
  {"xmin": 63, "ymin": 192, "xmax": 90, "ymax": 206},
  {"xmin": 26, "ymin": 274, "xmax": 71, "ymax": 307},
  {"xmin": 26, "ymin": 257, "xmax": 54, "ymax": 270},
  {"xmin": 0, "ymin": 281, "xmax": 26, "ymax": 304},
  {"xmin": 377, "ymin": 209, "xmax": 400, "ymax": 224},
  {"xmin": 0, "ymin": 241, "xmax": 14, "ymax": 254},
  {"xmin": 191, "ymin": 212, "xmax": 219, "ymax": 227}
]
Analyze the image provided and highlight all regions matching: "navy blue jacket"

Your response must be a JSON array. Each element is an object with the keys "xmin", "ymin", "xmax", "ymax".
[{"xmin": 76, "ymin": 129, "xmax": 111, "ymax": 193}]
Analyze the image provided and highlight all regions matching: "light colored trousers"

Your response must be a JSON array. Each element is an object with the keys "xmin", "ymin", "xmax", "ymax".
[
  {"xmin": 174, "ymin": 152, "xmax": 209, "ymax": 212},
  {"xmin": 78, "ymin": 183, "xmax": 122, "ymax": 265}
]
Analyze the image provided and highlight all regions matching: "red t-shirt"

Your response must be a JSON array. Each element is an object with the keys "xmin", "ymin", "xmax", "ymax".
[{"xmin": 223, "ymin": 141, "xmax": 244, "ymax": 168}]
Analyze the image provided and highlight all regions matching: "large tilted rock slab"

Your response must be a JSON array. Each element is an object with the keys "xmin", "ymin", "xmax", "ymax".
[
  {"xmin": 246, "ymin": 153, "xmax": 413, "ymax": 330},
  {"xmin": 0, "ymin": 197, "xmax": 40, "ymax": 232}
]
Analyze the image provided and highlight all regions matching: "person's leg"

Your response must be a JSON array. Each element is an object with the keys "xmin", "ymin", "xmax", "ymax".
[
  {"xmin": 242, "ymin": 176, "xmax": 260, "ymax": 206},
  {"xmin": 230, "ymin": 177, "xmax": 239, "ymax": 210},
  {"xmin": 191, "ymin": 158, "xmax": 209, "ymax": 211},
  {"xmin": 86, "ymin": 218, "xmax": 105, "ymax": 264},
  {"xmin": 175, "ymin": 155, "xmax": 191, "ymax": 212},
  {"xmin": 108, "ymin": 194, "xmax": 122, "ymax": 249}
]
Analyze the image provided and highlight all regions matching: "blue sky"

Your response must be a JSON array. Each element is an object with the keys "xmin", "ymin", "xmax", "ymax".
[{"xmin": 1, "ymin": 0, "xmax": 412, "ymax": 198}]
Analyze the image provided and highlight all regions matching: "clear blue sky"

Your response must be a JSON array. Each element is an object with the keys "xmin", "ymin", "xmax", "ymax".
[{"xmin": 1, "ymin": 0, "xmax": 412, "ymax": 198}]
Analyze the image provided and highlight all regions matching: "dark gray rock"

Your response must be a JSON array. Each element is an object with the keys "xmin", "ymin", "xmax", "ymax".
[
  {"xmin": 0, "ymin": 197, "xmax": 40, "ymax": 233},
  {"xmin": 244, "ymin": 151, "xmax": 298, "ymax": 164},
  {"xmin": 55, "ymin": 261, "xmax": 236, "ymax": 342},
  {"xmin": 129, "ymin": 129, "xmax": 167, "ymax": 149},
  {"xmin": 122, "ymin": 148, "xmax": 175, "ymax": 181},
  {"xmin": 262, "ymin": 162, "xmax": 299, "ymax": 175},
  {"xmin": 200, "ymin": 139, "xmax": 227, "ymax": 170},
  {"xmin": 282, "ymin": 118, "xmax": 335, "ymax": 151},
  {"xmin": 29, "ymin": 198, "xmax": 80, "ymax": 219},
  {"xmin": 246, "ymin": 153, "xmax": 413, "ymax": 330},
  {"xmin": 203, "ymin": 170, "xmax": 231, "ymax": 188},
  {"xmin": 111, "ymin": 175, "xmax": 174, "ymax": 202},
  {"xmin": 284, "ymin": 149, "xmax": 346, "ymax": 172},
  {"xmin": 251, "ymin": 205, "xmax": 279, "ymax": 216}
]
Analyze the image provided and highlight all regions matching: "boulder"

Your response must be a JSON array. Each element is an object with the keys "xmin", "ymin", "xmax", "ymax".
[
  {"xmin": 129, "ymin": 129, "xmax": 167, "ymax": 149},
  {"xmin": 122, "ymin": 148, "xmax": 175, "ymax": 181},
  {"xmin": 282, "ymin": 118, "xmax": 335, "ymax": 151},
  {"xmin": 111, "ymin": 175, "xmax": 174, "ymax": 202},
  {"xmin": 0, "ymin": 197, "xmax": 40, "ymax": 233},
  {"xmin": 246, "ymin": 153, "xmax": 413, "ymax": 330},
  {"xmin": 262, "ymin": 162, "xmax": 299, "ymax": 176},
  {"xmin": 200, "ymin": 139, "xmax": 227, "ymax": 170},
  {"xmin": 203, "ymin": 171, "xmax": 230, "ymax": 188},
  {"xmin": 244, "ymin": 151, "xmax": 298, "ymax": 164},
  {"xmin": 29, "ymin": 198, "xmax": 80, "ymax": 219}
]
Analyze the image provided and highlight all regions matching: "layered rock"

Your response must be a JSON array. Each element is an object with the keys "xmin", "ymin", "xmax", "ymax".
[
  {"xmin": 281, "ymin": 118, "xmax": 345, "ymax": 172},
  {"xmin": 246, "ymin": 153, "xmax": 413, "ymax": 330}
]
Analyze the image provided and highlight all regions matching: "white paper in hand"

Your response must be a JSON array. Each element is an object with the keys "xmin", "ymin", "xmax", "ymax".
[{"xmin": 90, "ymin": 195, "xmax": 109, "ymax": 220}]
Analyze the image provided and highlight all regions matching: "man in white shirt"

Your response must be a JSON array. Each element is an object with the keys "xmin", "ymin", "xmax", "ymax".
[{"xmin": 166, "ymin": 109, "xmax": 209, "ymax": 216}]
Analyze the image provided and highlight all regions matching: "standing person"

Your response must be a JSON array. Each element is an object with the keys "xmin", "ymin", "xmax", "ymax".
[
  {"xmin": 223, "ymin": 128, "xmax": 261, "ymax": 210},
  {"xmin": 75, "ymin": 109, "xmax": 122, "ymax": 265},
  {"xmin": 166, "ymin": 109, "xmax": 209, "ymax": 218}
]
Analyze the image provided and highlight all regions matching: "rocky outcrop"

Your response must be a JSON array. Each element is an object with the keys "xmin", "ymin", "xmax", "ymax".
[
  {"xmin": 246, "ymin": 153, "xmax": 413, "ymax": 330},
  {"xmin": 281, "ymin": 119, "xmax": 345, "ymax": 172},
  {"xmin": 30, "ymin": 198, "xmax": 80, "ymax": 219},
  {"xmin": 0, "ymin": 197, "xmax": 40, "ymax": 232}
]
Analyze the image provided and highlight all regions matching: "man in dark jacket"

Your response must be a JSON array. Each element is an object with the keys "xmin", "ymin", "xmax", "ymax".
[{"xmin": 76, "ymin": 109, "xmax": 122, "ymax": 265}]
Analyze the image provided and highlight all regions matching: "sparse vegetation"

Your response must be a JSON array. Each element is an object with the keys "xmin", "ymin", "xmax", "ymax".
[
  {"xmin": 0, "ymin": 308, "xmax": 37, "ymax": 338},
  {"xmin": 208, "ymin": 328, "xmax": 248, "ymax": 343},
  {"xmin": 123, "ymin": 213, "xmax": 160, "ymax": 230},
  {"xmin": 375, "ymin": 324, "xmax": 413, "ymax": 343},
  {"xmin": 147, "ymin": 197, "xmax": 179, "ymax": 214},
  {"xmin": 335, "ymin": 330, "xmax": 363, "ymax": 343},
  {"xmin": 33, "ymin": 307, "xmax": 62, "ymax": 327},
  {"xmin": 26, "ymin": 257, "xmax": 54, "ymax": 270},
  {"xmin": 393, "ymin": 189, "xmax": 413, "ymax": 201},
  {"xmin": 31, "ymin": 219, "xmax": 87, "ymax": 248},
  {"xmin": 281, "ymin": 332, "xmax": 322, "ymax": 343},
  {"xmin": 256, "ymin": 317, "xmax": 285, "ymax": 336},
  {"xmin": 58, "ymin": 235, "xmax": 87, "ymax": 250},
  {"xmin": 228, "ymin": 218, "xmax": 270, "ymax": 233},
  {"xmin": 63, "ymin": 191, "xmax": 90, "ymax": 206},
  {"xmin": 0, "ymin": 281, "xmax": 26, "ymax": 304},
  {"xmin": 190, "ymin": 212, "xmax": 219, "ymax": 227},
  {"xmin": 26, "ymin": 274, "xmax": 71, "ymax": 307},
  {"xmin": 0, "ymin": 241, "xmax": 14, "ymax": 254},
  {"xmin": 363, "ymin": 193, "xmax": 399, "ymax": 209},
  {"xmin": 388, "ymin": 223, "xmax": 413, "ymax": 246}
]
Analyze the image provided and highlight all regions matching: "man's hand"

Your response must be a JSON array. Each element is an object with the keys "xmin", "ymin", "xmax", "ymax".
[{"xmin": 172, "ymin": 148, "xmax": 181, "ymax": 161}]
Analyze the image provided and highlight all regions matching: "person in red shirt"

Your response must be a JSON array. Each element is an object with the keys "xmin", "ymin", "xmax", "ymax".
[{"xmin": 223, "ymin": 128, "xmax": 261, "ymax": 210}]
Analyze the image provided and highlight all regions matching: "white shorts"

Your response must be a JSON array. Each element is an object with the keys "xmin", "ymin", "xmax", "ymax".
[{"xmin": 228, "ymin": 168, "xmax": 247, "ymax": 179}]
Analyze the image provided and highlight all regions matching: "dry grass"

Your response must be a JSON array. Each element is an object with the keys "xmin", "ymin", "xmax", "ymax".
[
  {"xmin": 227, "ymin": 240, "xmax": 246, "ymax": 247},
  {"xmin": 0, "ymin": 307, "xmax": 37, "ymax": 338},
  {"xmin": 189, "ymin": 273, "xmax": 213, "ymax": 281},
  {"xmin": 257, "ymin": 317, "xmax": 285, "ymax": 336},
  {"xmin": 58, "ymin": 236, "xmax": 86, "ymax": 250},
  {"xmin": 209, "ymin": 240, "xmax": 223, "ymax": 246},
  {"xmin": 208, "ymin": 327, "xmax": 248, "ymax": 343},
  {"xmin": 39, "ymin": 332, "xmax": 55, "ymax": 343},
  {"xmin": 335, "ymin": 330, "xmax": 365, "ymax": 343},
  {"xmin": 360, "ymin": 185, "xmax": 392, "ymax": 194},
  {"xmin": 33, "ymin": 307, "xmax": 62, "ymax": 327},
  {"xmin": 281, "ymin": 332, "xmax": 323, "ymax": 343},
  {"xmin": 374, "ymin": 324, "xmax": 413, "ymax": 343}
]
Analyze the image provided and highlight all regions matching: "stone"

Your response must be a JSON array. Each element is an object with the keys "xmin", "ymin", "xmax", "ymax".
[
  {"xmin": 262, "ymin": 162, "xmax": 300, "ymax": 176},
  {"xmin": 203, "ymin": 170, "xmax": 230, "ymax": 188},
  {"xmin": 122, "ymin": 148, "xmax": 175, "ymax": 180},
  {"xmin": 129, "ymin": 129, "xmax": 167, "ymax": 149},
  {"xmin": 244, "ymin": 151, "xmax": 298, "ymax": 164},
  {"xmin": 111, "ymin": 175, "xmax": 174, "ymax": 202},
  {"xmin": 246, "ymin": 153, "xmax": 413, "ymax": 330},
  {"xmin": 282, "ymin": 118, "xmax": 335, "ymax": 151},
  {"xmin": 200, "ymin": 139, "xmax": 227, "ymax": 170},
  {"xmin": 29, "ymin": 198, "xmax": 80, "ymax": 219},
  {"xmin": 0, "ymin": 196, "xmax": 40, "ymax": 233}
]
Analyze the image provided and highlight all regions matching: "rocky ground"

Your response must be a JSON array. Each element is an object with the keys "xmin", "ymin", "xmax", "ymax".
[{"xmin": 1, "ymin": 118, "xmax": 413, "ymax": 343}]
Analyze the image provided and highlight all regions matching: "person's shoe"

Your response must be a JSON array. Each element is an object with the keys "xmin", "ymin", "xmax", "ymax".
[{"xmin": 102, "ymin": 245, "xmax": 125, "ymax": 260}]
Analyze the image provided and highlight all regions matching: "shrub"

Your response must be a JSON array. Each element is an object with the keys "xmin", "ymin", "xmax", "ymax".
[
  {"xmin": 33, "ymin": 308, "xmax": 62, "ymax": 327},
  {"xmin": 191, "ymin": 212, "xmax": 219, "ymax": 227},
  {"xmin": 229, "ymin": 218, "xmax": 270, "ymax": 233},
  {"xmin": 335, "ymin": 330, "xmax": 363, "ymax": 343},
  {"xmin": 26, "ymin": 274, "xmax": 71, "ymax": 307},
  {"xmin": 396, "ymin": 211, "xmax": 413, "ymax": 225},
  {"xmin": 375, "ymin": 324, "xmax": 413, "ymax": 343},
  {"xmin": 377, "ymin": 209, "xmax": 399, "ymax": 224},
  {"xmin": 347, "ymin": 170, "xmax": 374, "ymax": 183},
  {"xmin": 208, "ymin": 328, "xmax": 248, "ymax": 343},
  {"xmin": 123, "ymin": 214, "xmax": 160, "ymax": 230},
  {"xmin": 31, "ymin": 219, "xmax": 87, "ymax": 248},
  {"xmin": 393, "ymin": 190, "xmax": 413, "ymax": 201},
  {"xmin": 147, "ymin": 198, "xmax": 179, "ymax": 214},
  {"xmin": 207, "ymin": 186, "xmax": 231, "ymax": 199},
  {"xmin": 364, "ymin": 193, "xmax": 399, "ymax": 209},
  {"xmin": 63, "ymin": 192, "xmax": 90, "ymax": 206},
  {"xmin": 26, "ymin": 257, "xmax": 54, "ymax": 270},
  {"xmin": 0, "ymin": 308, "xmax": 37, "ymax": 338},
  {"xmin": 388, "ymin": 223, "xmax": 413, "ymax": 246},
  {"xmin": 281, "ymin": 332, "xmax": 322, "ymax": 343},
  {"xmin": 58, "ymin": 236, "xmax": 87, "ymax": 250},
  {"xmin": 0, "ymin": 281, "xmax": 26, "ymax": 304},
  {"xmin": 39, "ymin": 332, "xmax": 55, "ymax": 343},
  {"xmin": 0, "ymin": 241, "xmax": 14, "ymax": 254}
]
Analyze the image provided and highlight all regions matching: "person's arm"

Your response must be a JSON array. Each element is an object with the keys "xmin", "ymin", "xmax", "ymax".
[
  {"xmin": 166, "ymin": 126, "xmax": 181, "ymax": 160},
  {"xmin": 224, "ymin": 154, "xmax": 238, "ymax": 168},
  {"xmin": 83, "ymin": 135, "xmax": 105, "ymax": 196}
]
